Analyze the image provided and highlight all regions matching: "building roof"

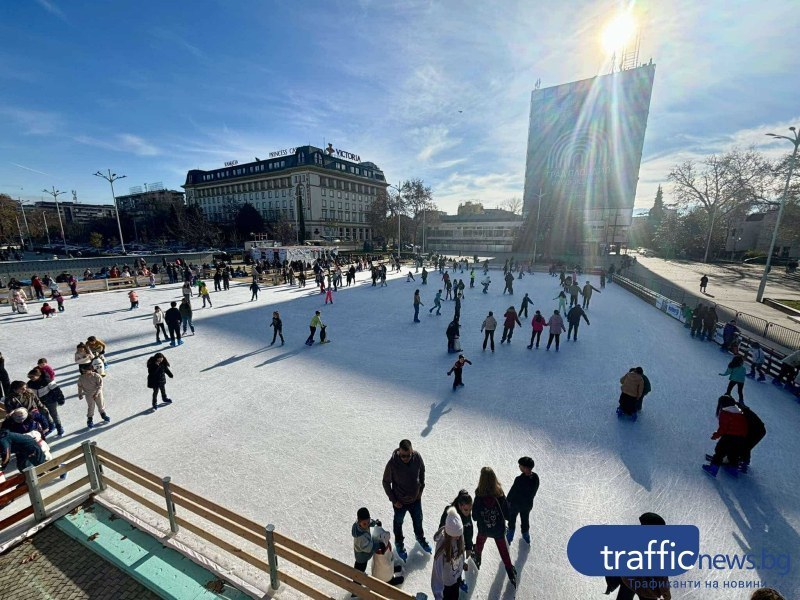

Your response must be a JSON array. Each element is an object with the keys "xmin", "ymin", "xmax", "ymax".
[
  {"xmin": 439, "ymin": 209, "xmax": 523, "ymax": 223},
  {"xmin": 183, "ymin": 145, "xmax": 386, "ymax": 187}
]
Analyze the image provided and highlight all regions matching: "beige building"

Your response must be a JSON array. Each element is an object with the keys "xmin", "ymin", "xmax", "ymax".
[
  {"xmin": 182, "ymin": 145, "xmax": 388, "ymax": 243},
  {"xmin": 726, "ymin": 210, "xmax": 799, "ymax": 258}
]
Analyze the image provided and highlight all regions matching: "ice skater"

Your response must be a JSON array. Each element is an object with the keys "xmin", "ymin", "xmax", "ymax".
[
  {"xmin": 165, "ymin": 301, "xmax": 183, "ymax": 346},
  {"xmin": 472, "ymin": 467, "xmax": 516, "ymax": 587},
  {"xmin": 431, "ymin": 506, "xmax": 468, "ymax": 599},
  {"xmin": 746, "ymin": 342, "xmax": 766, "ymax": 381},
  {"xmin": 481, "ymin": 311, "xmax": 497, "ymax": 352},
  {"xmin": 719, "ymin": 355, "xmax": 746, "ymax": 403},
  {"xmin": 249, "ymin": 280, "xmax": 260, "ymax": 301},
  {"xmin": 270, "ymin": 311, "xmax": 284, "ymax": 346},
  {"xmin": 199, "ymin": 281, "xmax": 212, "ymax": 307},
  {"xmin": 381, "ymin": 440, "xmax": 430, "ymax": 560},
  {"xmin": 146, "ymin": 353, "xmax": 173, "ymax": 411},
  {"xmin": 519, "ymin": 293, "xmax": 531, "ymax": 318},
  {"xmin": 153, "ymin": 306, "xmax": 168, "ymax": 344},
  {"xmin": 352, "ymin": 507, "xmax": 379, "ymax": 574},
  {"xmin": 306, "ymin": 311, "xmax": 323, "ymax": 346},
  {"xmin": 447, "ymin": 355, "xmax": 472, "ymax": 390},
  {"xmin": 527, "ymin": 310, "xmax": 546, "ymax": 349},
  {"xmin": 180, "ymin": 298, "xmax": 195, "ymax": 335},
  {"xmin": 128, "ymin": 290, "xmax": 139, "ymax": 309},
  {"xmin": 618, "ymin": 367, "xmax": 644, "ymax": 419},
  {"xmin": 702, "ymin": 395, "xmax": 748, "ymax": 477},
  {"xmin": 545, "ymin": 310, "xmax": 565, "ymax": 351},
  {"xmin": 581, "ymin": 281, "xmax": 601, "ymax": 309},
  {"xmin": 506, "ymin": 456, "xmax": 539, "ymax": 545},
  {"xmin": 413, "ymin": 290, "xmax": 423, "ymax": 322},
  {"xmin": 553, "ymin": 290, "xmax": 567, "ymax": 313},
  {"xmin": 325, "ymin": 285, "xmax": 334, "ymax": 304},
  {"xmin": 500, "ymin": 306, "xmax": 522, "ymax": 344},
  {"xmin": 429, "ymin": 290, "xmax": 442, "ymax": 316},
  {"xmin": 77, "ymin": 364, "xmax": 109, "ymax": 429},
  {"xmin": 566, "ymin": 304, "xmax": 590, "ymax": 341}
]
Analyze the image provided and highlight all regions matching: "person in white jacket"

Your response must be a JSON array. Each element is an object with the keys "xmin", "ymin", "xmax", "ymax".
[
  {"xmin": 431, "ymin": 506, "xmax": 467, "ymax": 600},
  {"xmin": 152, "ymin": 306, "xmax": 168, "ymax": 344}
]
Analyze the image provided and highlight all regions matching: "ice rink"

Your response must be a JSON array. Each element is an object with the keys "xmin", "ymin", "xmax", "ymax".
[{"xmin": 2, "ymin": 266, "xmax": 799, "ymax": 599}]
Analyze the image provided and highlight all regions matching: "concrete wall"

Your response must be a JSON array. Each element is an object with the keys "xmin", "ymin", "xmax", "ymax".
[{"xmin": 0, "ymin": 253, "xmax": 215, "ymax": 284}]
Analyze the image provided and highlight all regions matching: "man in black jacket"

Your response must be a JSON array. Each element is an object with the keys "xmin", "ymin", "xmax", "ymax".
[
  {"xmin": 164, "ymin": 301, "xmax": 183, "ymax": 346},
  {"xmin": 506, "ymin": 456, "xmax": 540, "ymax": 544},
  {"xmin": 382, "ymin": 439, "xmax": 430, "ymax": 560},
  {"xmin": 566, "ymin": 304, "xmax": 590, "ymax": 341}
]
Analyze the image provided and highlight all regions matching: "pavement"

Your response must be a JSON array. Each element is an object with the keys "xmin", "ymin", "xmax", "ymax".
[
  {"xmin": 0, "ymin": 524, "xmax": 160, "ymax": 600},
  {"xmin": 626, "ymin": 255, "xmax": 800, "ymax": 333}
]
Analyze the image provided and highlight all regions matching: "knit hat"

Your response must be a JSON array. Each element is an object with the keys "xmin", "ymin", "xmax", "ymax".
[
  {"xmin": 11, "ymin": 408, "xmax": 28, "ymax": 423},
  {"xmin": 639, "ymin": 512, "xmax": 666, "ymax": 526},
  {"xmin": 357, "ymin": 507, "xmax": 370, "ymax": 521},
  {"xmin": 444, "ymin": 506, "xmax": 463, "ymax": 537}
]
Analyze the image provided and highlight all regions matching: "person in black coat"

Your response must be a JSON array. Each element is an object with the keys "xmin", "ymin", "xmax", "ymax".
[
  {"xmin": 446, "ymin": 317, "xmax": 460, "ymax": 353},
  {"xmin": 270, "ymin": 311, "xmax": 284, "ymax": 346},
  {"xmin": 566, "ymin": 305, "xmax": 590, "ymax": 341},
  {"xmin": 506, "ymin": 457, "xmax": 540, "ymax": 545},
  {"xmin": 736, "ymin": 401, "xmax": 766, "ymax": 472},
  {"xmin": 472, "ymin": 467, "xmax": 516, "ymax": 586},
  {"xmin": 438, "ymin": 489, "xmax": 475, "ymax": 554},
  {"xmin": 146, "ymin": 353, "xmax": 173, "ymax": 410},
  {"xmin": 164, "ymin": 301, "xmax": 183, "ymax": 346}
]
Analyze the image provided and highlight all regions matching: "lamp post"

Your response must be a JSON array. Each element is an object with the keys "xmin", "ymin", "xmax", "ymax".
[
  {"xmin": 42, "ymin": 187, "xmax": 68, "ymax": 255},
  {"xmin": 42, "ymin": 212, "xmax": 51, "ymax": 246},
  {"xmin": 756, "ymin": 126, "xmax": 799, "ymax": 303},
  {"xmin": 94, "ymin": 169, "xmax": 127, "ymax": 254}
]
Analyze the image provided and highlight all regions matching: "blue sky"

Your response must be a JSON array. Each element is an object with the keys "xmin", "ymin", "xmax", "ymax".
[{"xmin": 1, "ymin": 0, "xmax": 798, "ymax": 214}]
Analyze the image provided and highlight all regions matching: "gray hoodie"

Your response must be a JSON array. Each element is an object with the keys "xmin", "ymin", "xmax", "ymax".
[{"xmin": 352, "ymin": 520, "xmax": 377, "ymax": 563}]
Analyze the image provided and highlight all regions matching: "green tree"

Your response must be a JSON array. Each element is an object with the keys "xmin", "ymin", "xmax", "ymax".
[
  {"xmin": 234, "ymin": 203, "xmax": 264, "ymax": 238},
  {"xmin": 89, "ymin": 232, "xmax": 104, "ymax": 248},
  {"xmin": 648, "ymin": 185, "xmax": 664, "ymax": 230}
]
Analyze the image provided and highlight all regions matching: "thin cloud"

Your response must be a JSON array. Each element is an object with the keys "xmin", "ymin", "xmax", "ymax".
[
  {"xmin": 9, "ymin": 162, "xmax": 51, "ymax": 176},
  {"xmin": 35, "ymin": 0, "xmax": 67, "ymax": 22},
  {"xmin": 75, "ymin": 134, "xmax": 161, "ymax": 156},
  {"xmin": 0, "ymin": 107, "xmax": 61, "ymax": 135}
]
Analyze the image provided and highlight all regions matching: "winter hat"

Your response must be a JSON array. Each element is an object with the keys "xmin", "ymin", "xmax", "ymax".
[
  {"xmin": 357, "ymin": 507, "xmax": 370, "ymax": 521},
  {"xmin": 11, "ymin": 408, "xmax": 28, "ymax": 423},
  {"xmin": 444, "ymin": 506, "xmax": 463, "ymax": 537},
  {"xmin": 638, "ymin": 512, "xmax": 666, "ymax": 526}
]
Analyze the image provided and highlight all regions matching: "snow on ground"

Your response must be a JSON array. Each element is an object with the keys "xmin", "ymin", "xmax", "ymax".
[{"xmin": 2, "ymin": 267, "xmax": 800, "ymax": 599}]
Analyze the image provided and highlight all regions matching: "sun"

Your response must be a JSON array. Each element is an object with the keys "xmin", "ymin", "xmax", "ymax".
[{"xmin": 601, "ymin": 12, "xmax": 636, "ymax": 56}]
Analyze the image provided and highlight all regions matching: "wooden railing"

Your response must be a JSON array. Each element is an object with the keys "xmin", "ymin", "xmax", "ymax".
[{"xmin": 0, "ymin": 442, "xmax": 425, "ymax": 600}]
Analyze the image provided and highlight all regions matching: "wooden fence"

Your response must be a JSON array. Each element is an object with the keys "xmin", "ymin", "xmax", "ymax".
[{"xmin": 0, "ymin": 442, "xmax": 426, "ymax": 600}]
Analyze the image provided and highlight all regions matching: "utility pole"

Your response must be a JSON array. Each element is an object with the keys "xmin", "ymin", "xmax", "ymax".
[
  {"xmin": 757, "ymin": 126, "xmax": 799, "ymax": 302},
  {"xmin": 94, "ymin": 169, "xmax": 127, "ymax": 254},
  {"xmin": 42, "ymin": 212, "xmax": 51, "ymax": 246},
  {"xmin": 42, "ymin": 187, "xmax": 68, "ymax": 255}
]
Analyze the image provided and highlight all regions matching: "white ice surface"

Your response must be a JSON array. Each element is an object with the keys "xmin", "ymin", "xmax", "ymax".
[{"xmin": 2, "ymin": 268, "xmax": 799, "ymax": 599}]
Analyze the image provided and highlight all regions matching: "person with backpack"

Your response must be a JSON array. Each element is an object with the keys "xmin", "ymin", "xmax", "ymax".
[{"xmin": 472, "ymin": 467, "xmax": 516, "ymax": 587}]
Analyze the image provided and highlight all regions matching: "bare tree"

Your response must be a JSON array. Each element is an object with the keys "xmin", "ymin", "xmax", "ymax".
[
  {"xmin": 400, "ymin": 179, "xmax": 433, "ymax": 246},
  {"xmin": 501, "ymin": 197, "xmax": 523, "ymax": 215},
  {"xmin": 668, "ymin": 148, "xmax": 771, "ymax": 262}
]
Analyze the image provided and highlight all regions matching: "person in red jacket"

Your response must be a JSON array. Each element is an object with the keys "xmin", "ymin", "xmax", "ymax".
[
  {"xmin": 703, "ymin": 395, "xmax": 748, "ymax": 477},
  {"xmin": 527, "ymin": 310, "xmax": 546, "ymax": 349}
]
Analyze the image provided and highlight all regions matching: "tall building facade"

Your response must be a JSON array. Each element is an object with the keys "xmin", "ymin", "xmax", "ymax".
[
  {"xmin": 182, "ymin": 145, "xmax": 388, "ymax": 243},
  {"xmin": 116, "ymin": 189, "xmax": 184, "ymax": 220},
  {"xmin": 32, "ymin": 201, "xmax": 116, "ymax": 225},
  {"xmin": 518, "ymin": 63, "xmax": 656, "ymax": 257}
]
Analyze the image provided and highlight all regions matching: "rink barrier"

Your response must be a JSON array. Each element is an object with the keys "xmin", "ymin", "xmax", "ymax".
[
  {"xmin": 617, "ymin": 271, "xmax": 800, "ymax": 352},
  {"xmin": 615, "ymin": 275, "xmax": 798, "ymax": 385},
  {"xmin": 85, "ymin": 445, "xmax": 423, "ymax": 600},
  {"xmin": 1, "ymin": 442, "xmax": 425, "ymax": 598}
]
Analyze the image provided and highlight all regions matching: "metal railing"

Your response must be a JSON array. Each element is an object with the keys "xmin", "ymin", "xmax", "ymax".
[{"xmin": 618, "ymin": 271, "xmax": 800, "ymax": 352}]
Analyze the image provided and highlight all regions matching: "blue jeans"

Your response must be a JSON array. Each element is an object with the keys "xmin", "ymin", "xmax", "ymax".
[
  {"xmin": 392, "ymin": 498, "xmax": 424, "ymax": 545},
  {"xmin": 414, "ymin": 304, "xmax": 420, "ymax": 321},
  {"xmin": 181, "ymin": 316, "xmax": 194, "ymax": 333}
]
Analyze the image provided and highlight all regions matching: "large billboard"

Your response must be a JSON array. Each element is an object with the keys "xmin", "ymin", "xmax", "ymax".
[{"xmin": 520, "ymin": 63, "xmax": 655, "ymax": 255}]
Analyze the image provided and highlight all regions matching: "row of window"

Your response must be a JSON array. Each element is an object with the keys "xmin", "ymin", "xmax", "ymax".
[
  {"xmin": 197, "ymin": 157, "xmax": 381, "ymax": 184},
  {"xmin": 319, "ymin": 177, "xmax": 376, "ymax": 195},
  {"xmin": 194, "ymin": 177, "xmax": 378, "ymax": 199}
]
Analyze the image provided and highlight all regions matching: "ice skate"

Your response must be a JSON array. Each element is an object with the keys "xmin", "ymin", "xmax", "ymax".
[
  {"xmin": 394, "ymin": 542, "xmax": 407, "ymax": 561},
  {"xmin": 417, "ymin": 537, "xmax": 432, "ymax": 553},
  {"xmin": 702, "ymin": 463, "xmax": 719, "ymax": 477}
]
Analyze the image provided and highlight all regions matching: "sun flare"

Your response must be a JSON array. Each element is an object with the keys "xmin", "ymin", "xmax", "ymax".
[{"xmin": 601, "ymin": 13, "xmax": 636, "ymax": 56}]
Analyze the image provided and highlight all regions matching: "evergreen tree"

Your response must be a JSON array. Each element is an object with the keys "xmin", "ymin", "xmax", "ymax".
[{"xmin": 648, "ymin": 185, "xmax": 664, "ymax": 230}]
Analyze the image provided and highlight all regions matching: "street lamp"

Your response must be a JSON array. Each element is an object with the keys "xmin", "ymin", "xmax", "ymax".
[
  {"xmin": 94, "ymin": 169, "xmax": 127, "ymax": 254},
  {"xmin": 756, "ymin": 126, "xmax": 799, "ymax": 303},
  {"xmin": 41, "ymin": 187, "xmax": 68, "ymax": 255}
]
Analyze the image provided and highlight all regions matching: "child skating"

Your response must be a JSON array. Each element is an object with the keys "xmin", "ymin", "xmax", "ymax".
[
  {"xmin": 447, "ymin": 355, "xmax": 472, "ymax": 390},
  {"xmin": 506, "ymin": 457, "xmax": 540, "ymax": 545}
]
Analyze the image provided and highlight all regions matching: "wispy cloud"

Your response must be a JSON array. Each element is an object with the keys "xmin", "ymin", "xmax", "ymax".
[
  {"xmin": 9, "ymin": 162, "xmax": 51, "ymax": 176},
  {"xmin": 0, "ymin": 107, "xmax": 62, "ymax": 135},
  {"xmin": 35, "ymin": 0, "xmax": 67, "ymax": 22},
  {"xmin": 150, "ymin": 27, "xmax": 204, "ymax": 59},
  {"xmin": 75, "ymin": 134, "xmax": 161, "ymax": 156}
]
